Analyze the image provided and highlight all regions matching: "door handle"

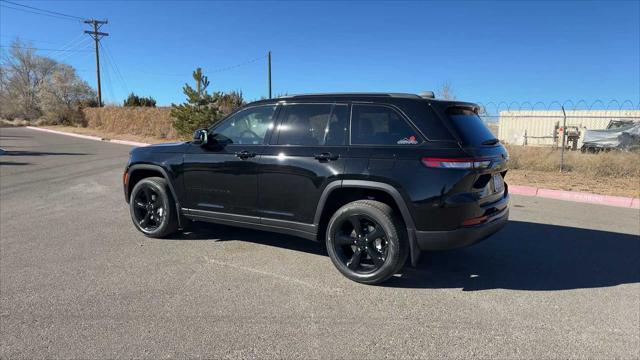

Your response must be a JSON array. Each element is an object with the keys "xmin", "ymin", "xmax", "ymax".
[
  {"xmin": 235, "ymin": 150, "xmax": 256, "ymax": 159},
  {"xmin": 314, "ymin": 152, "xmax": 339, "ymax": 162}
]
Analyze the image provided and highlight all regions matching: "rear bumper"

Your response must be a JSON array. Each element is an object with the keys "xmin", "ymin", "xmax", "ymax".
[{"xmin": 415, "ymin": 207, "xmax": 509, "ymax": 251}]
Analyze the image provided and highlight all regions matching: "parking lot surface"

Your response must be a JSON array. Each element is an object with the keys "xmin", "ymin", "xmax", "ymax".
[{"xmin": 1, "ymin": 127, "xmax": 639, "ymax": 358}]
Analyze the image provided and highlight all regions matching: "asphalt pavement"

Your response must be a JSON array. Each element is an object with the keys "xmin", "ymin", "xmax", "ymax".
[{"xmin": 1, "ymin": 127, "xmax": 639, "ymax": 359}]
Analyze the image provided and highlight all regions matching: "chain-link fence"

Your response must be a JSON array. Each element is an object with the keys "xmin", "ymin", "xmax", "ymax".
[{"xmin": 477, "ymin": 100, "xmax": 640, "ymax": 172}]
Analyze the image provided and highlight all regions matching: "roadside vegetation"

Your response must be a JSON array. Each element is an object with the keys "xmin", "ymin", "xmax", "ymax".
[
  {"xmin": 123, "ymin": 93, "xmax": 156, "ymax": 107},
  {"xmin": 506, "ymin": 145, "xmax": 640, "ymax": 197},
  {"xmin": 1, "ymin": 40, "xmax": 637, "ymax": 198},
  {"xmin": 0, "ymin": 40, "xmax": 244, "ymax": 137},
  {"xmin": 0, "ymin": 40, "xmax": 96, "ymax": 125}
]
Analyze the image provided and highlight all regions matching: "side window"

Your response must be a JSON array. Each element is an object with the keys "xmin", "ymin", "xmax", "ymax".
[
  {"xmin": 351, "ymin": 104, "xmax": 421, "ymax": 145},
  {"xmin": 276, "ymin": 104, "xmax": 348, "ymax": 146},
  {"xmin": 211, "ymin": 105, "xmax": 276, "ymax": 145}
]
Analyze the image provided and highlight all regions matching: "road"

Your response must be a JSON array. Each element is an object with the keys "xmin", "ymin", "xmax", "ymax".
[{"xmin": 1, "ymin": 126, "xmax": 639, "ymax": 359}]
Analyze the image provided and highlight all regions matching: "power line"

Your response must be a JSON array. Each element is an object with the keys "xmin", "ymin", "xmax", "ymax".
[
  {"xmin": 133, "ymin": 55, "xmax": 267, "ymax": 78},
  {"xmin": 101, "ymin": 42, "xmax": 128, "ymax": 91},
  {"xmin": 209, "ymin": 55, "xmax": 266, "ymax": 74},
  {"xmin": 0, "ymin": 35, "xmax": 65, "ymax": 46},
  {"xmin": 0, "ymin": 3, "xmax": 76, "ymax": 22},
  {"xmin": 100, "ymin": 41, "xmax": 129, "ymax": 96},
  {"xmin": 0, "ymin": 45, "xmax": 92, "ymax": 52},
  {"xmin": 50, "ymin": 36, "xmax": 93, "ymax": 63},
  {"xmin": 55, "ymin": 43, "xmax": 95, "ymax": 67},
  {"xmin": 100, "ymin": 47, "xmax": 116, "ymax": 104},
  {"xmin": 0, "ymin": 0, "xmax": 84, "ymax": 21}
]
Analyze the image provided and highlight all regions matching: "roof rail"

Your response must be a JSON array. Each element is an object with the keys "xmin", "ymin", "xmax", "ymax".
[{"xmin": 280, "ymin": 92, "xmax": 423, "ymax": 99}]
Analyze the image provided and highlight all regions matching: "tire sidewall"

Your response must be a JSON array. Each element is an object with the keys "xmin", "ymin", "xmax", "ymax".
[
  {"xmin": 129, "ymin": 178, "xmax": 173, "ymax": 237},
  {"xmin": 326, "ymin": 204, "xmax": 401, "ymax": 284}
]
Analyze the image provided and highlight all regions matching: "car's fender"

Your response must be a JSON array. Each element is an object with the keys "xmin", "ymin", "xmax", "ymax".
[
  {"xmin": 312, "ymin": 180, "xmax": 421, "ymax": 266},
  {"xmin": 126, "ymin": 163, "xmax": 183, "ymax": 228}
]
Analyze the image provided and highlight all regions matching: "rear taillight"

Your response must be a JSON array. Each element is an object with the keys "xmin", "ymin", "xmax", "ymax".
[
  {"xmin": 461, "ymin": 215, "xmax": 488, "ymax": 226},
  {"xmin": 421, "ymin": 157, "xmax": 491, "ymax": 169}
]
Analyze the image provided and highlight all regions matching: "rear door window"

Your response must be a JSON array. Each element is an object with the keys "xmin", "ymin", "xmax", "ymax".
[
  {"xmin": 351, "ymin": 104, "xmax": 421, "ymax": 145},
  {"xmin": 276, "ymin": 104, "xmax": 348, "ymax": 146},
  {"xmin": 446, "ymin": 108, "xmax": 496, "ymax": 146}
]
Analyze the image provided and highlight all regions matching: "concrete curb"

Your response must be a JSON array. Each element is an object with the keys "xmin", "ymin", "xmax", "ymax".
[
  {"xmin": 25, "ymin": 126, "xmax": 149, "ymax": 147},
  {"xmin": 22, "ymin": 126, "xmax": 639, "ymax": 210},
  {"xmin": 510, "ymin": 185, "xmax": 639, "ymax": 209}
]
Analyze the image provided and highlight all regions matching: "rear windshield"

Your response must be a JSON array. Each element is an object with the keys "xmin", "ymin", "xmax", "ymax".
[{"xmin": 447, "ymin": 108, "xmax": 496, "ymax": 146}]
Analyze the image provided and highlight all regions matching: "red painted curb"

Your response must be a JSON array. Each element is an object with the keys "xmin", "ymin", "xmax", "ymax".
[
  {"xmin": 631, "ymin": 198, "xmax": 640, "ymax": 209},
  {"xmin": 536, "ymin": 188, "xmax": 635, "ymax": 208},
  {"xmin": 26, "ymin": 126, "xmax": 103, "ymax": 141},
  {"xmin": 108, "ymin": 139, "xmax": 150, "ymax": 147},
  {"xmin": 25, "ymin": 126, "xmax": 149, "ymax": 148},
  {"xmin": 508, "ymin": 185, "xmax": 538, "ymax": 196}
]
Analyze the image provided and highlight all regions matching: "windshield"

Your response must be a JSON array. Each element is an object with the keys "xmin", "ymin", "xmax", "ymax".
[{"xmin": 446, "ymin": 107, "xmax": 497, "ymax": 146}]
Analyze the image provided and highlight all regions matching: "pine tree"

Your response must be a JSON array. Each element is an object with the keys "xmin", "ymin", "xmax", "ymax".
[{"xmin": 170, "ymin": 68, "xmax": 221, "ymax": 137}]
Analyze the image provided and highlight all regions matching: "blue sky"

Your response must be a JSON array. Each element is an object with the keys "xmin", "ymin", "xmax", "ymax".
[{"xmin": 1, "ymin": 0, "xmax": 639, "ymax": 109}]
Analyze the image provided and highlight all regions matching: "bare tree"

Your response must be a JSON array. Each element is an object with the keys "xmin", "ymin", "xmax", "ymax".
[
  {"xmin": 0, "ymin": 39, "xmax": 94, "ymax": 122},
  {"xmin": 437, "ymin": 82, "xmax": 456, "ymax": 100},
  {"xmin": 0, "ymin": 40, "xmax": 59, "ymax": 119},
  {"xmin": 39, "ymin": 64, "xmax": 95, "ymax": 124}
]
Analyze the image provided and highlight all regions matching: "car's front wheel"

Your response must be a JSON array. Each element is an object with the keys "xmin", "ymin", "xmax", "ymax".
[
  {"xmin": 326, "ymin": 200, "xmax": 408, "ymax": 284},
  {"xmin": 129, "ymin": 177, "xmax": 178, "ymax": 238}
]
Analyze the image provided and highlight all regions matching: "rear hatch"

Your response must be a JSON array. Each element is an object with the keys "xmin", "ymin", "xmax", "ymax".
[{"xmin": 446, "ymin": 107, "xmax": 508, "ymax": 204}]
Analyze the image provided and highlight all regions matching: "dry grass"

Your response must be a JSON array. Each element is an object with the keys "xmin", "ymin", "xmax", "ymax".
[
  {"xmin": 506, "ymin": 145, "xmax": 640, "ymax": 178},
  {"xmin": 506, "ymin": 145, "xmax": 640, "ymax": 197},
  {"xmin": 82, "ymin": 106, "xmax": 182, "ymax": 141}
]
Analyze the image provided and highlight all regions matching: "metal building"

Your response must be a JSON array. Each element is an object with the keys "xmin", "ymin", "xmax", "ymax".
[{"xmin": 498, "ymin": 110, "xmax": 640, "ymax": 147}]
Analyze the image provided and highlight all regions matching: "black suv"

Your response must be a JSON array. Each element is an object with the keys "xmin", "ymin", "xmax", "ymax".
[{"xmin": 124, "ymin": 93, "xmax": 509, "ymax": 284}]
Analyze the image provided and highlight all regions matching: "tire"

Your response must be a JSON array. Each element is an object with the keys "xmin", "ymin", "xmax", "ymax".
[
  {"xmin": 326, "ymin": 200, "xmax": 408, "ymax": 284},
  {"xmin": 129, "ymin": 177, "xmax": 178, "ymax": 238}
]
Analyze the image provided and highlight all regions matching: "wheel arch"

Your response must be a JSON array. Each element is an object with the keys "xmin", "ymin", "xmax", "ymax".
[
  {"xmin": 313, "ymin": 180, "xmax": 421, "ymax": 266},
  {"xmin": 126, "ymin": 164, "xmax": 183, "ymax": 228}
]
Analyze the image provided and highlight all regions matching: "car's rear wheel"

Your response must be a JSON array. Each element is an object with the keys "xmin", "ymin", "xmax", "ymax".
[
  {"xmin": 326, "ymin": 200, "xmax": 408, "ymax": 284},
  {"xmin": 129, "ymin": 177, "xmax": 178, "ymax": 238}
]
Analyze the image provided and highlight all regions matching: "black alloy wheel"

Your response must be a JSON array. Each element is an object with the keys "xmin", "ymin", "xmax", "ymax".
[
  {"xmin": 132, "ymin": 185, "xmax": 165, "ymax": 232},
  {"xmin": 129, "ymin": 176, "xmax": 178, "ymax": 238},
  {"xmin": 332, "ymin": 214, "xmax": 389, "ymax": 274},
  {"xmin": 326, "ymin": 200, "xmax": 408, "ymax": 284}
]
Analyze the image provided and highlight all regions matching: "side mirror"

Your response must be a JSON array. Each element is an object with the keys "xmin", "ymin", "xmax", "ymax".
[{"xmin": 192, "ymin": 129, "xmax": 209, "ymax": 146}]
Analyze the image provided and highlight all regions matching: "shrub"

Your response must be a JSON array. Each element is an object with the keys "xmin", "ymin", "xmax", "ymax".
[
  {"xmin": 123, "ymin": 93, "xmax": 156, "ymax": 107},
  {"xmin": 170, "ymin": 68, "xmax": 222, "ymax": 137}
]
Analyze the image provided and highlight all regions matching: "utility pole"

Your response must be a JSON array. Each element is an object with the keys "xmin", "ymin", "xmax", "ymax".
[
  {"xmin": 84, "ymin": 19, "xmax": 108, "ymax": 107},
  {"xmin": 560, "ymin": 106, "xmax": 567, "ymax": 172},
  {"xmin": 268, "ymin": 50, "xmax": 272, "ymax": 99}
]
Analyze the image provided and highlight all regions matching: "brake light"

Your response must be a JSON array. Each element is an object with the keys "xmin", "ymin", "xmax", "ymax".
[{"xmin": 421, "ymin": 157, "xmax": 492, "ymax": 169}]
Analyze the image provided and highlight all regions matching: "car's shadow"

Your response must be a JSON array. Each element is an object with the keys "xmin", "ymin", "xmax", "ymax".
[
  {"xmin": 1, "ymin": 150, "xmax": 90, "ymax": 156},
  {"xmin": 0, "ymin": 161, "xmax": 30, "ymax": 166},
  {"xmin": 170, "ymin": 219, "xmax": 639, "ymax": 291}
]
